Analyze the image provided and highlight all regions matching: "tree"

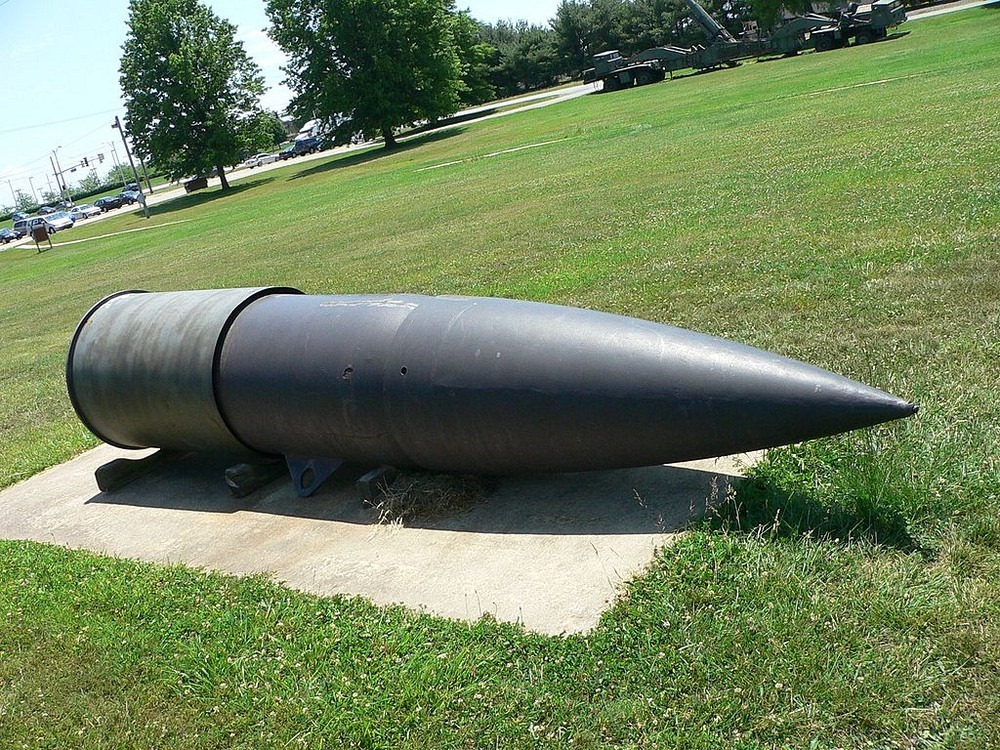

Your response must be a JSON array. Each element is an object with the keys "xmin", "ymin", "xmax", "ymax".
[
  {"xmin": 77, "ymin": 169, "xmax": 104, "ymax": 194},
  {"xmin": 552, "ymin": 0, "xmax": 636, "ymax": 74},
  {"xmin": 452, "ymin": 12, "xmax": 496, "ymax": 105},
  {"xmin": 265, "ymin": 111, "xmax": 291, "ymax": 147},
  {"xmin": 552, "ymin": 1, "xmax": 593, "ymax": 75},
  {"xmin": 266, "ymin": 0, "xmax": 464, "ymax": 150},
  {"xmin": 506, "ymin": 24, "xmax": 559, "ymax": 91},
  {"xmin": 479, "ymin": 20, "xmax": 559, "ymax": 96},
  {"xmin": 623, "ymin": 0, "xmax": 679, "ymax": 50},
  {"xmin": 106, "ymin": 164, "xmax": 134, "ymax": 189},
  {"xmin": 746, "ymin": 0, "xmax": 812, "ymax": 30},
  {"xmin": 120, "ymin": 0, "xmax": 270, "ymax": 190},
  {"xmin": 13, "ymin": 190, "xmax": 37, "ymax": 213}
]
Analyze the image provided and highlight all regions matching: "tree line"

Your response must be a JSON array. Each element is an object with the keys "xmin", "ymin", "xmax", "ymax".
[{"xmin": 118, "ymin": 0, "xmax": 899, "ymax": 190}]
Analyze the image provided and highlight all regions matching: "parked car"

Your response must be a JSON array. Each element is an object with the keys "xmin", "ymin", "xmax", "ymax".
[
  {"xmin": 245, "ymin": 152, "xmax": 279, "ymax": 168},
  {"xmin": 94, "ymin": 195, "xmax": 125, "ymax": 212},
  {"xmin": 0, "ymin": 227, "xmax": 25, "ymax": 244},
  {"xmin": 125, "ymin": 182, "xmax": 141, "ymax": 192},
  {"xmin": 184, "ymin": 176, "xmax": 208, "ymax": 193},
  {"xmin": 11, "ymin": 212, "xmax": 29, "ymax": 221},
  {"xmin": 281, "ymin": 136, "xmax": 329, "ymax": 159},
  {"xmin": 38, "ymin": 205, "xmax": 57, "ymax": 215},
  {"xmin": 69, "ymin": 203, "xmax": 102, "ymax": 221},
  {"xmin": 38, "ymin": 212, "xmax": 74, "ymax": 232},
  {"xmin": 15, "ymin": 213, "xmax": 73, "ymax": 236},
  {"xmin": 119, "ymin": 190, "xmax": 142, "ymax": 204}
]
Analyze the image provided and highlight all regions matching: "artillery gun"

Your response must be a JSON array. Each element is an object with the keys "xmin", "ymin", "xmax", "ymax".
[
  {"xmin": 583, "ymin": 0, "xmax": 906, "ymax": 92},
  {"xmin": 810, "ymin": 0, "xmax": 907, "ymax": 51},
  {"xmin": 583, "ymin": 0, "xmax": 745, "ymax": 91},
  {"xmin": 582, "ymin": 50, "xmax": 668, "ymax": 91}
]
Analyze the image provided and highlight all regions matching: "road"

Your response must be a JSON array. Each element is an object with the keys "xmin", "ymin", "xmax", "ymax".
[
  {"xmin": 3, "ymin": 0, "xmax": 989, "ymax": 251},
  {"xmin": 2, "ymin": 82, "xmax": 597, "ymax": 252}
]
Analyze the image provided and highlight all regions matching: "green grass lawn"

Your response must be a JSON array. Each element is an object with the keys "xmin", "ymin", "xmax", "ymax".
[{"xmin": 2, "ymin": 8, "xmax": 1000, "ymax": 747}]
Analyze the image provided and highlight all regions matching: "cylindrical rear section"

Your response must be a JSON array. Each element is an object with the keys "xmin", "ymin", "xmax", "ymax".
[{"xmin": 66, "ymin": 287, "xmax": 301, "ymax": 453}]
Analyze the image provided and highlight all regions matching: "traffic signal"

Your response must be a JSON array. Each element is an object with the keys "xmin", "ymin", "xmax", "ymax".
[
  {"xmin": 98, "ymin": 153, "xmax": 105, "ymax": 163},
  {"xmin": 82, "ymin": 157, "xmax": 89, "ymax": 167}
]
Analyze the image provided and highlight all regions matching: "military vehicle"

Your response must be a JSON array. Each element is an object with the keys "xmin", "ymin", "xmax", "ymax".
[
  {"xmin": 583, "ymin": 50, "xmax": 668, "ymax": 91},
  {"xmin": 810, "ymin": 0, "xmax": 908, "ymax": 51},
  {"xmin": 584, "ymin": 0, "xmax": 906, "ymax": 91},
  {"xmin": 583, "ymin": 0, "xmax": 744, "ymax": 90}
]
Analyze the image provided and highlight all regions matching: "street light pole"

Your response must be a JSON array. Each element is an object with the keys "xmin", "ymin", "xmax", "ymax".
[{"xmin": 112, "ymin": 115, "xmax": 149, "ymax": 219}]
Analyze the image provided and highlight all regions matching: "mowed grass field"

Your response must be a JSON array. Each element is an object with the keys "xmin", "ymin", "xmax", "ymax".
[{"xmin": 2, "ymin": 8, "xmax": 999, "ymax": 748}]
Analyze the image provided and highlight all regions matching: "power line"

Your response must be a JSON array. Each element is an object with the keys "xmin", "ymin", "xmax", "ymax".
[
  {"xmin": 2, "ymin": 121, "xmax": 120, "ymax": 182},
  {"xmin": 62, "ymin": 122, "xmax": 117, "ymax": 155},
  {"xmin": 0, "ymin": 108, "xmax": 120, "ymax": 137}
]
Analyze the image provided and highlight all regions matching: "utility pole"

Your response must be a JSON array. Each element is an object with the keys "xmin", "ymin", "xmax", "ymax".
[
  {"xmin": 6, "ymin": 179, "xmax": 16, "ymax": 207},
  {"xmin": 49, "ymin": 155, "xmax": 61, "ymax": 203},
  {"xmin": 51, "ymin": 149, "xmax": 69, "ymax": 202},
  {"xmin": 113, "ymin": 115, "xmax": 149, "ymax": 218},
  {"xmin": 28, "ymin": 177, "xmax": 39, "ymax": 203},
  {"xmin": 138, "ymin": 156, "xmax": 153, "ymax": 194}
]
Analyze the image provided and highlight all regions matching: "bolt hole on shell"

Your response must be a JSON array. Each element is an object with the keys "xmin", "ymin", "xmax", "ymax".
[
  {"xmin": 342, "ymin": 366, "xmax": 353, "ymax": 381},
  {"xmin": 400, "ymin": 366, "xmax": 408, "ymax": 376}
]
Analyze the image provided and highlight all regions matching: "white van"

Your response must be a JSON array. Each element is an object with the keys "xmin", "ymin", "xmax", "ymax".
[{"xmin": 15, "ymin": 213, "xmax": 74, "ymax": 236}]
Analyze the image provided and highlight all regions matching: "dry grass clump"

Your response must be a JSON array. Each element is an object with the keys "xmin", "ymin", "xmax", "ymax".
[{"xmin": 365, "ymin": 471, "xmax": 495, "ymax": 525}]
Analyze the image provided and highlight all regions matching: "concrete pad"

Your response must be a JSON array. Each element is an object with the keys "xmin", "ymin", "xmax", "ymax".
[{"xmin": 0, "ymin": 445, "xmax": 759, "ymax": 634}]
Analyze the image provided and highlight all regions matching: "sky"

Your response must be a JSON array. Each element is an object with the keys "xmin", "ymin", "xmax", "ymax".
[{"xmin": 0, "ymin": 0, "xmax": 560, "ymax": 208}]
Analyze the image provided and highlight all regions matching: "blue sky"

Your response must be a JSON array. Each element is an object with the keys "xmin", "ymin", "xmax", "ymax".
[{"xmin": 0, "ymin": 0, "xmax": 560, "ymax": 208}]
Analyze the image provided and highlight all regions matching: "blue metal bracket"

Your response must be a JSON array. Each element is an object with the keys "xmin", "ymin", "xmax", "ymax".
[{"xmin": 285, "ymin": 456, "xmax": 345, "ymax": 497}]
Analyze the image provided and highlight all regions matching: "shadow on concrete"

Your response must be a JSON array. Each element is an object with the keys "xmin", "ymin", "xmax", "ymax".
[
  {"xmin": 86, "ymin": 451, "xmax": 739, "ymax": 536},
  {"xmin": 289, "ymin": 128, "xmax": 466, "ymax": 180}
]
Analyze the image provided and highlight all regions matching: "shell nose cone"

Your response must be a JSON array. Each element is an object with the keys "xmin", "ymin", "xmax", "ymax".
[
  {"xmin": 844, "ymin": 383, "xmax": 918, "ymax": 427},
  {"xmin": 880, "ymin": 395, "xmax": 919, "ymax": 423},
  {"xmin": 781, "ymin": 367, "xmax": 919, "ymax": 436}
]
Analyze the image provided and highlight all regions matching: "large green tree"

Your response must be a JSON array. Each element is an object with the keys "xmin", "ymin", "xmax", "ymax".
[
  {"xmin": 452, "ymin": 11, "xmax": 496, "ymax": 105},
  {"xmin": 120, "ymin": 0, "xmax": 270, "ymax": 189},
  {"xmin": 266, "ymin": 0, "xmax": 464, "ymax": 149},
  {"xmin": 478, "ymin": 20, "xmax": 559, "ymax": 96}
]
